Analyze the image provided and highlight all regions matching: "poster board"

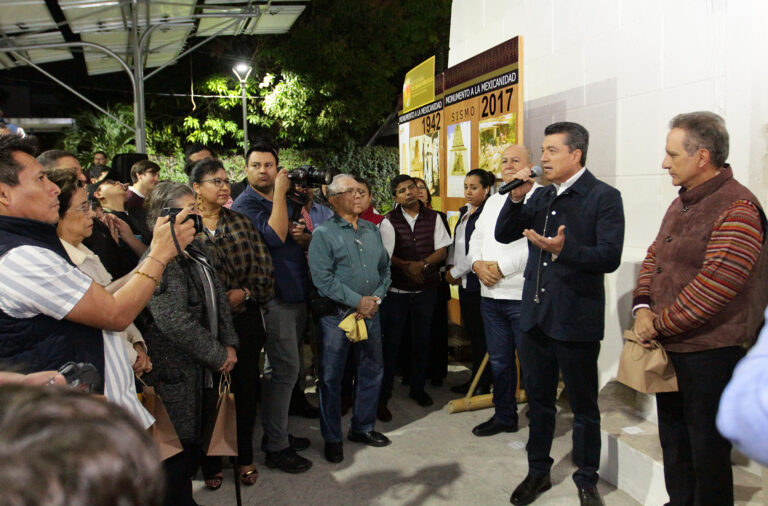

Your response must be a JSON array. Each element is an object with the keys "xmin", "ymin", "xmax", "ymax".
[
  {"xmin": 398, "ymin": 96, "xmax": 444, "ymax": 210},
  {"xmin": 398, "ymin": 37, "xmax": 523, "ymax": 321}
]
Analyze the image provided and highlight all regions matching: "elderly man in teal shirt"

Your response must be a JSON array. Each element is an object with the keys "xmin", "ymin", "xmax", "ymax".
[{"xmin": 308, "ymin": 173, "xmax": 391, "ymax": 464}]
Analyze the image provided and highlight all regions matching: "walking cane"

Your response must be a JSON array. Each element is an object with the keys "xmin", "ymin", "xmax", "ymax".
[{"xmin": 233, "ymin": 456, "xmax": 242, "ymax": 506}]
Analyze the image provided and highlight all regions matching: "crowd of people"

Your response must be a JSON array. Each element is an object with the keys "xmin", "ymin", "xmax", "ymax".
[{"xmin": 0, "ymin": 110, "xmax": 765, "ymax": 506}]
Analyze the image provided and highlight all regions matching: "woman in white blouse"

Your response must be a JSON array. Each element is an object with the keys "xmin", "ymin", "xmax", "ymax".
[
  {"xmin": 49, "ymin": 169, "xmax": 152, "ymax": 376},
  {"xmin": 445, "ymin": 169, "xmax": 494, "ymax": 395}
]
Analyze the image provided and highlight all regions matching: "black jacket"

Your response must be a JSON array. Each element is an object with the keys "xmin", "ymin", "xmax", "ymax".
[{"xmin": 495, "ymin": 170, "xmax": 624, "ymax": 341}]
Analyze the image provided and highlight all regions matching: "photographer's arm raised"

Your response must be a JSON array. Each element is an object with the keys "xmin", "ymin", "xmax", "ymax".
[
  {"xmin": 267, "ymin": 169, "xmax": 290, "ymax": 243},
  {"xmin": 66, "ymin": 211, "xmax": 196, "ymax": 331}
]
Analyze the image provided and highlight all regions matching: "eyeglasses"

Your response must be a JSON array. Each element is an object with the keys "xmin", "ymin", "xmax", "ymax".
[
  {"xmin": 334, "ymin": 188, "xmax": 365, "ymax": 197},
  {"xmin": 200, "ymin": 178, "xmax": 232, "ymax": 187},
  {"xmin": 72, "ymin": 201, "xmax": 93, "ymax": 216}
]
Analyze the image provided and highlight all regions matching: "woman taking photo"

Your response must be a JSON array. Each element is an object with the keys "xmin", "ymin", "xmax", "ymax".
[
  {"xmin": 142, "ymin": 182, "xmax": 239, "ymax": 506},
  {"xmin": 188, "ymin": 159, "xmax": 275, "ymax": 490},
  {"xmin": 47, "ymin": 169, "xmax": 152, "ymax": 377},
  {"xmin": 445, "ymin": 169, "xmax": 494, "ymax": 395}
]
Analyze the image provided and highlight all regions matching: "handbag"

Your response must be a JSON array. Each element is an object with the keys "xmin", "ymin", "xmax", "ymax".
[
  {"xmin": 617, "ymin": 330, "xmax": 678, "ymax": 393},
  {"xmin": 204, "ymin": 371, "xmax": 238, "ymax": 456},
  {"xmin": 138, "ymin": 379, "xmax": 183, "ymax": 461}
]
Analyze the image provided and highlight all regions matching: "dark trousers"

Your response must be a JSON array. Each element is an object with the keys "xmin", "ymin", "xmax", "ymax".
[
  {"xmin": 164, "ymin": 441, "xmax": 199, "ymax": 506},
  {"xmin": 480, "ymin": 297, "xmax": 521, "ymax": 424},
  {"xmin": 428, "ymin": 281, "xmax": 450, "ymax": 382},
  {"xmin": 657, "ymin": 346, "xmax": 743, "ymax": 506},
  {"xmin": 203, "ymin": 306, "xmax": 266, "ymax": 476},
  {"xmin": 518, "ymin": 326, "xmax": 601, "ymax": 487},
  {"xmin": 381, "ymin": 288, "xmax": 438, "ymax": 396},
  {"xmin": 460, "ymin": 288, "xmax": 491, "ymax": 390}
]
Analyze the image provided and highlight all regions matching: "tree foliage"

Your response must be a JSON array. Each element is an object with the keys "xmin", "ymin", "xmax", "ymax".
[
  {"xmin": 61, "ymin": 104, "xmax": 137, "ymax": 164},
  {"xmin": 181, "ymin": 0, "xmax": 451, "ymax": 152}
]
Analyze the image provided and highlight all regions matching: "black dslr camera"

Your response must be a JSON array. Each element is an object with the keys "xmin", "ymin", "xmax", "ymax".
[
  {"xmin": 161, "ymin": 207, "xmax": 204, "ymax": 234},
  {"xmin": 287, "ymin": 165, "xmax": 334, "ymax": 188},
  {"xmin": 285, "ymin": 165, "xmax": 336, "ymax": 206}
]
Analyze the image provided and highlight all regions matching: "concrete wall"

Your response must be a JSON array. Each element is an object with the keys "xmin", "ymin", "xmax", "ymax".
[{"xmin": 449, "ymin": 0, "xmax": 768, "ymax": 388}]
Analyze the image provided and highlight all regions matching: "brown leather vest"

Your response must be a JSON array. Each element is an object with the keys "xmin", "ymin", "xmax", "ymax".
[
  {"xmin": 387, "ymin": 202, "xmax": 440, "ymax": 291},
  {"xmin": 649, "ymin": 166, "xmax": 768, "ymax": 352}
]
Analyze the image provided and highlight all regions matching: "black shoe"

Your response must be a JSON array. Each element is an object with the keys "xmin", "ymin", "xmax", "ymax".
[
  {"xmin": 472, "ymin": 416, "xmax": 518, "ymax": 437},
  {"xmin": 261, "ymin": 433, "xmax": 310, "ymax": 452},
  {"xmin": 347, "ymin": 430, "xmax": 391, "ymax": 447},
  {"xmin": 409, "ymin": 390, "xmax": 433, "ymax": 407},
  {"xmin": 324, "ymin": 442, "xmax": 344, "ymax": 463},
  {"xmin": 265, "ymin": 447, "xmax": 313, "ymax": 474},
  {"xmin": 289, "ymin": 398, "xmax": 319, "ymax": 418},
  {"xmin": 578, "ymin": 486, "xmax": 604, "ymax": 506},
  {"xmin": 377, "ymin": 398, "xmax": 392, "ymax": 422},
  {"xmin": 510, "ymin": 473, "xmax": 551, "ymax": 505}
]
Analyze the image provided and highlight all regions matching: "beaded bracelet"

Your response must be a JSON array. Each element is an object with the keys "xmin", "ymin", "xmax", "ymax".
[{"xmin": 134, "ymin": 270, "xmax": 160, "ymax": 287}]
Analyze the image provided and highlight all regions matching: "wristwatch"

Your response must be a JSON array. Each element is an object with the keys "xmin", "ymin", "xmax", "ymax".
[
  {"xmin": 422, "ymin": 260, "xmax": 429, "ymax": 271},
  {"xmin": 242, "ymin": 288, "xmax": 251, "ymax": 301}
]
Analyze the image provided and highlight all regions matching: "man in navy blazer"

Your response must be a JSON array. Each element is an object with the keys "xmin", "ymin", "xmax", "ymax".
[{"xmin": 495, "ymin": 122, "xmax": 624, "ymax": 506}]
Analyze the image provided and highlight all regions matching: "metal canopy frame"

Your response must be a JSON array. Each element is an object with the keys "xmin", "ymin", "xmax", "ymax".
[{"xmin": 0, "ymin": 0, "xmax": 308, "ymax": 151}]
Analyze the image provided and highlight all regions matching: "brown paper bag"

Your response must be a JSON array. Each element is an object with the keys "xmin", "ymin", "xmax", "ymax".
[
  {"xmin": 139, "ymin": 383, "xmax": 184, "ymax": 460},
  {"xmin": 617, "ymin": 330, "xmax": 679, "ymax": 393},
  {"xmin": 205, "ymin": 372, "xmax": 238, "ymax": 456}
]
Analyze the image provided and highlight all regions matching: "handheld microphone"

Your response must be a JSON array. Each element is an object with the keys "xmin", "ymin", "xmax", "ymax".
[{"xmin": 498, "ymin": 166, "xmax": 542, "ymax": 195}]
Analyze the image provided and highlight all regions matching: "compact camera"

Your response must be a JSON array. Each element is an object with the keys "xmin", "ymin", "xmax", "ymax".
[
  {"xmin": 161, "ymin": 207, "xmax": 204, "ymax": 235},
  {"xmin": 57, "ymin": 361, "xmax": 103, "ymax": 393}
]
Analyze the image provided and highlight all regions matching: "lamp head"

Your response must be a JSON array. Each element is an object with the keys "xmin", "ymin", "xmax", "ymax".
[{"xmin": 232, "ymin": 63, "xmax": 252, "ymax": 83}]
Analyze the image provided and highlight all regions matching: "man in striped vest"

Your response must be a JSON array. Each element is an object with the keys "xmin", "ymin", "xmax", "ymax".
[
  {"xmin": 633, "ymin": 111, "xmax": 768, "ymax": 506},
  {"xmin": 378, "ymin": 174, "xmax": 452, "ymax": 419}
]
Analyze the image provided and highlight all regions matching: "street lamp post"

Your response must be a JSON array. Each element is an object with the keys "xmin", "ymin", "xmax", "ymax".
[{"xmin": 232, "ymin": 63, "xmax": 253, "ymax": 157}]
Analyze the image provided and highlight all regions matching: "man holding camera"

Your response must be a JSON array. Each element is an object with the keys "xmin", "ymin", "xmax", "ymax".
[{"xmin": 232, "ymin": 140, "xmax": 314, "ymax": 473}]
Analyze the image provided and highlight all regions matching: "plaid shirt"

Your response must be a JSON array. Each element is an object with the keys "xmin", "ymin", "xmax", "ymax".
[{"xmin": 199, "ymin": 207, "xmax": 275, "ymax": 311}]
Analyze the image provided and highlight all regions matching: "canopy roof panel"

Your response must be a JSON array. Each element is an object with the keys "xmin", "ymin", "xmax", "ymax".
[{"xmin": 0, "ymin": 0, "xmax": 308, "ymax": 74}]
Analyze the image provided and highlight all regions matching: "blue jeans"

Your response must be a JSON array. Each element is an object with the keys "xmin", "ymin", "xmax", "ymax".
[
  {"xmin": 480, "ymin": 297, "xmax": 521, "ymax": 426},
  {"xmin": 381, "ymin": 288, "xmax": 438, "ymax": 396},
  {"xmin": 318, "ymin": 309, "xmax": 383, "ymax": 443}
]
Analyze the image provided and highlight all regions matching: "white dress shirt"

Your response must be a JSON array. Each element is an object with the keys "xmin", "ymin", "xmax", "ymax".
[
  {"xmin": 448, "ymin": 204, "xmax": 478, "ymax": 289},
  {"xmin": 467, "ymin": 186, "xmax": 539, "ymax": 300}
]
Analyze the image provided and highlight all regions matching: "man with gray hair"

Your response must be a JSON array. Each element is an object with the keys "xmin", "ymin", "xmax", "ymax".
[
  {"xmin": 632, "ymin": 111, "xmax": 768, "ymax": 505},
  {"xmin": 308, "ymin": 174, "xmax": 392, "ymax": 464}
]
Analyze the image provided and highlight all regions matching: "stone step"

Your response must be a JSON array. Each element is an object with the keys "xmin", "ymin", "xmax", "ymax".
[{"xmin": 597, "ymin": 381, "xmax": 767, "ymax": 505}]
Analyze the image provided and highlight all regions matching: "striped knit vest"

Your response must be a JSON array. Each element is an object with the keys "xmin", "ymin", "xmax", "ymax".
[{"xmin": 648, "ymin": 166, "xmax": 768, "ymax": 352}]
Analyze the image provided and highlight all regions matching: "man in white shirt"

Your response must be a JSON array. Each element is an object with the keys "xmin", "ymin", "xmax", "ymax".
[
  {"xmin": 465, "ymin": 145, "xmax": 534, "ymax": 437},
  {"xmin": 378, "ymin": 175, "xmax": 451, "ymax": 417}
]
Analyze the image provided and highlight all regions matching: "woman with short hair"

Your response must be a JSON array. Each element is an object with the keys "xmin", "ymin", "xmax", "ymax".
[
  {"xmin": 47, "ymin": 169, "xmax": 152, "ymax": 377},
  {"xmin": 142, "ymin": 181, "xmax": 239, "ymax": 506}
]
